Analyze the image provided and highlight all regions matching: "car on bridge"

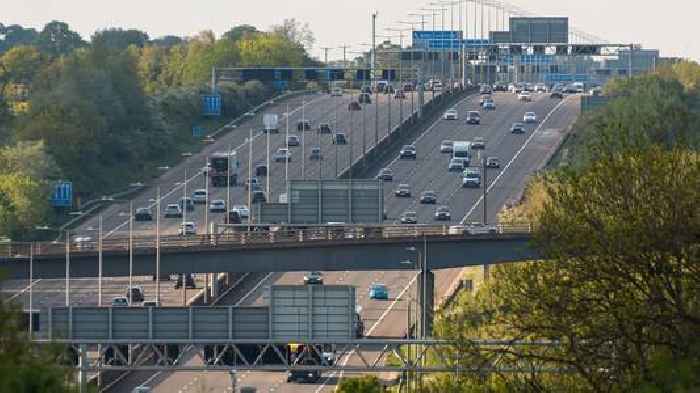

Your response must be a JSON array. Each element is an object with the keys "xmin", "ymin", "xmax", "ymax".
[
  {"xmin": 273, "ymin": 148, "xmax": 292, "ymax": 162},
  {"xmin": 399, "ymin": 145, "xmax": 417, "ymax": 159},
  {"xmin": 395, "ymin": 184, "xmax": 411, "ymax": 197},
  {"xmin": 465, "ymin": 223, "xmax": 498, "ymax": 235},
  {"xmin": 443, "ymin": 108, "xmax": 458, "ymax": 120},
  {"xmin": 209, "ymin": 200, "xmax": 226, "ymax": 213},
  {"xmin": 535, "ymin": 83, "xmax": 548, "ymax": 93},
  {"xmin": 472, "ymin": 137, "xmax": 486, "ymax": 149},
  {"xmin": 297, "ymin": 120, "xmax": 312, "ymax": 131},
  {"xmin": 174, "ymin": 273, "xmax": 196, "ymax": 289},
  {"xmin": 479, "ymin": 84, "xmax": 492, "ymax": 95},
  {"xmin": 440, "ymin": 140, "xmax": 454, "ymax": 153},
  {"xmin": 434, "ymin": 206, "xmax": 451, "ymax": 221},
  {"xmin": 377, "ymin": 167, "xmax": 393, "ymax": 181},
  {"xmin": 318, "ymin": 123, "xmax": 332, "ymax": 134},
  {"xmin": 134, "ymin": 208, "xmax": 153, "ymax": 222},
  {"xmin": 178, "ymin": 221, "xmax": 197, "ymax": 236},
  {"xmin": 420, "ymin": 191, "xmax": 438, "ymax": 204},
  {"xmin": 255, "ymin": 162, "xmax": 267, "ymax": 177},
  {"xmin": 252, "ymin": 190, "xmax": 266, "ymax": 204},
  {"xmin": 400, "ymin": 211, "xmax": 418, "ymax": 224},
  {"xmin": 369, "ymin": 283, "xmax": 389, "ymax": 300},
  {"xmin": 482, "ymin": 98, "xmax": 496, "ymax": 110},
  {"xmin": 511, "ymin": 122, "xmax": 526, "ymax": 134},
  {"xmin": 303, "ymin": 271, "xmax": 323, "ymax": 285},
  {"xmin": 466, "ymin": 111, "xmax": 481, "ymax": 125},
  {"xmin": 550, "ymin": 90, "xmax": 564, "ymax": 99},
  {"xmin": 231, "ymin": 205, "xmax": 250, "ymax": 219},
  {"xmin": 524, "ymin": 112, "xmax": 538, "ymax": 123},
  {"xmin": 493, "ymin": 83, "xmax": 508, "ymax": 92},
  {"xmin": 126, "ymin": 285, "xmax": 144, "ymax": 302},
  {"xmin": 111, "ymin": 297, "xmax": 129, "ymax": 307},
  {"xmin": 164, "ymin": 204, "xmax": 182, "ymax": 218}
]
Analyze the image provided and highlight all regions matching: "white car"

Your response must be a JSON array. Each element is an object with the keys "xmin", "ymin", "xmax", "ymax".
[
  {"xmin": 192, "ymin": 189, "xmax": 207, "ymax": 204},
  {"xmin": 472, "ymin": 137, "xmax": 486, "ymax": 149},
  {"xmin": 443, "ymin": 109, "xmax": 458, "ymax": 120},
  {"xmin": 440, "ymin": 140, "xmax": 454, "ymax": 153},
  {"xmin": 209, "ymin": 199, "xmax": 226, "ymax": 213},
  {"xmin": 523, "ymin": 112, "xmax": 538, "ymax": 123},
  {"xmin": 178, "ymin": 221, "xmax": 197, "ymax": 236},
  {"xmin": 518, "ymin": 91, "xmax": 532, "ymax": 102},
  {"xmin": 331, "ymin": 88, "xmax": 343, "ymax": 96},
  {"xmin": 231, "ymin": 205, "xmax": 250, "ymax": 219}
]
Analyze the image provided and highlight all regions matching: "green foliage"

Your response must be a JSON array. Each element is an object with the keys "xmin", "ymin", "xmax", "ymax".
[
  {"xmin": 0, "ymin": 24, "xmax": 39, "ymax": 54},
  {"xmin": 337, "ymin": 375, "xmax": 383, "ymax": 393},
  {"xmin": 223, "ymin": 25, "xmax": 259, "ymax": 42},
  {"xmin": 0, "ymin": 280, "xmax": 75, "ymax": 392},
  {"xmin": 92, "ymin": 28, "xmax": 149, "ymax": 51},
  {"xmin": 37, "ymin": 21, "xmax": 85, "ymax": 57}
]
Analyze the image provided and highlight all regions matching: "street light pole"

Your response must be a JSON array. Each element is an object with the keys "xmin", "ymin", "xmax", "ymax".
[
  {"xmin": 156, "ymin": 186, "xmax": 161, "ymax": 304},
  {"xmin": 129, "ymin": 201, "xmax": 133, "ymax": 305},
  {"xmin": 29, "ymin": 242, "xmax": 33, "ymax": 337},
  {"xmin": 285, "ymin": 104, "xmax": 289, "ymax": 188},
  {"xmin": 65, "ymin": 230, "xmax": 70, "ymax": 306},
  {"xmin": 98, "ymin": 215, "xmax": 103, "ymax": 307}
]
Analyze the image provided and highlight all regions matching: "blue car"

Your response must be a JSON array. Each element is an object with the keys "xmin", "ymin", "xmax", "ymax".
[{"xmin": 369, "ymin": 283, "xmax": 389, "ymax": 300}]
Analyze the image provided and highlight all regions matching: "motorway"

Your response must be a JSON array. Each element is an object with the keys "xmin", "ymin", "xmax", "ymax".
[
  {"xmin": 2, "ymin": 89, "xmax": 432, "ymax": 309},
  {"xmin": 107, "ymin": 92, "xmax": 580, "ymax": 393}
]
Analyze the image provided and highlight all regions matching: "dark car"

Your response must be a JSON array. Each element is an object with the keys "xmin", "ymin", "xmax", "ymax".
[
  {"xmin": 174, "ymin": 273, "xmax": 195, "ymax": 289},
  {"xmin": 333, "ymin": 133, "xmax": 347, "ymax": 145},
  {"xmin": 287, "ymin": 369, "xmax": 321, "ymax": 383},
  {"xmin": 550, "ymin": 91, "xmax": 564, "ymax": 99},
  {"xmin": 318, "ymin": 123, "xmax": 332, "ymax": 134},
  {"xmin": 399, "ymin": 145, "xmax": 417, "ymax": 159},
  {"xmin": 358, "ymin": 93, "xmax": 372, "ymax": 104},
  {"xmin": 287, "ymin": 135, "xmax": 300, "ymax": 146},
  {"xmin": 134, "ymin": 208, "xmax": 153, "ymax": 222},
  {"xmin": 466, "ymin": 111, "xmax": 481, "ymax": 125},
  {"xmin": 178, "ymin": 197, "xmax": 195, "ymax": 212},
  {"xmin": 252, "ymin": 190, "xmax": 266, "ymax": 204},
  {"xmin": 255, "ymin": 162, "xmax": 267, "ymax": 177},
  {"xmin": 348, "ymin": 101, "xmax": 362, "ymax": 111},
  {"xmin": 420, "ymin": 191, "xmax": 438, "ymax": 204},
  {"xmin": 303, "ymin": 271, "xmax": 323, "ymax": 285},
  {"xmin": 297, "ymin": 120, "xmax": 311, "ymax": 131},
  {"xmin": 309, "ymin": 147, "xmax": 322, "ymax": 160},
  {"xmin": 377, "ymin": 167, "xmax": 393, "ymax": 181},
  {"xmin": 126, "ymin": 286, "xmax": 144, "ymax": 302},
  {"xmin": 402, "ymin": 83, "xmax": 414, "ymax": 92},
  {"xmin": 511, "ymin": 122, "xmax": 526, "ymax": 134}
]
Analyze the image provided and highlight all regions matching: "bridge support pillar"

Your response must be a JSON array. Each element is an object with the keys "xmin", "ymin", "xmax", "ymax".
[
  {"xmin": 418, "ymin": 270, "xmax": 434, "ymax": 338},
  {"xmin": 210, "ymin": 273, "xmax": 219, "ymax": 299}
]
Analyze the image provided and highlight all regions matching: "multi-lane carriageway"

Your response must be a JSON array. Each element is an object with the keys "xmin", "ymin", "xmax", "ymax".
[
  {"xmin": 2, "ymin": 88, "xmax": 435, "ymax": 312},
  {"xmin": 101, "ymin": 92, "xmax": 580, "ymax": 393},
  {"xmin": 4, "ymin": 88, "xmax": 580, "ymax": 392}
]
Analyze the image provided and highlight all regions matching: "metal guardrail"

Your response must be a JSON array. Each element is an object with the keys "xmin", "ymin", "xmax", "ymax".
[{"xmin": 1, "ymin": 224, "xmax": 533, "ymax": 258}]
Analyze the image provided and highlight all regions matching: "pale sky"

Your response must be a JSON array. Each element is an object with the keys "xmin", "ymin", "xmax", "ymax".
[{"xmin": 3, "ymin": 0, "xmax": 698, "ymax": 61}]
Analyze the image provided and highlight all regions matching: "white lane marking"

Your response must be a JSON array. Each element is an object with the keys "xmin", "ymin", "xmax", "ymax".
[
  {"xmin": 457, "ymin": 97, "xmax": 569, "ymax": 224},
  {"xmin": 102, "ymin": 95, "xmax": 326, "ymax": 239},
  {"xmin": 313, "ymin": 274, "xmax": 420, "ymax": 393},
  {"xmin": 135, "ymin": 272, "xmax": 261, "ymax": 391},
  {"xmin": 379, "ymin": 94, "xmax": 476, "ymax": 176},
  {"xmin": 6, "ymin": 279, "xmax": 41, "ymax": 301}
]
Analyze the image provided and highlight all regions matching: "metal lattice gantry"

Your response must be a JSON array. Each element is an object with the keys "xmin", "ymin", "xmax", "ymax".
[{"xmin": 41, "ymin": 338, "xmax": 570, "ymax": 374}]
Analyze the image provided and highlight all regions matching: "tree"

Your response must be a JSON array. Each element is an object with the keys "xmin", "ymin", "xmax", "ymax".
[
  {"xmin": 37, "ymin": 21, "xmax": 85, "ymax": 57},
  {"xmin": 223, "ymin": 24, "xmax": 259, "ymax": 42},
  {"xmin": 92, "ymin": 28, "xmax": 150, "ymax": 51},
  {"xmin": 271, "ymin": 18, "xmax": 315, "ymax": 50},
  {"xmin": 336, "ymin": 375, "xmax": 382, "ymax": 393},
  {"xmin": 238, "ymin": 32, "xmax": 305, "ymax": 66},
  {"xmin": 0, "ymin": 45, "xmax": 42, "ymax": 95},
  {"xmin": 0, "ymin": 281, "xmax": 74, "ymax": 392},
  {"xmin": 0, "ymin": 24, "xmax": 39, "ymax": 54},
  {"xmin": 150, "ymin": 35, "xmax": 183, "ymax": 48}
]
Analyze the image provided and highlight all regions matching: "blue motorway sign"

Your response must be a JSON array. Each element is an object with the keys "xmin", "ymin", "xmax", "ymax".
[
  {"xmin": 192, "ymin": 126, "xmax": 205, "ymax": 137},
  {"xmin": 50, "ymin": 181, "xmax": 73, "ymax": 208},
  {"xmin": 413, "ymin": 30, "xmax": 463, "ymax": 49},
  {"xmin": 202, "ymin": 94, "xmax": 222, "ymax": 116}
]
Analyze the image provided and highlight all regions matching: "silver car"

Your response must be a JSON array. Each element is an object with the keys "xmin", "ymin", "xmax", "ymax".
[{"xmin": 440, "ymin": 140, "xmax": 454, "ymax": 153}]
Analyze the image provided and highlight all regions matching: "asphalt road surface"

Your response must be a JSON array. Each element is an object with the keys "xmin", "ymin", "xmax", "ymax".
[{"xmin": 108, "ymin": 91, "xmax": 581, "ymax": 393}]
